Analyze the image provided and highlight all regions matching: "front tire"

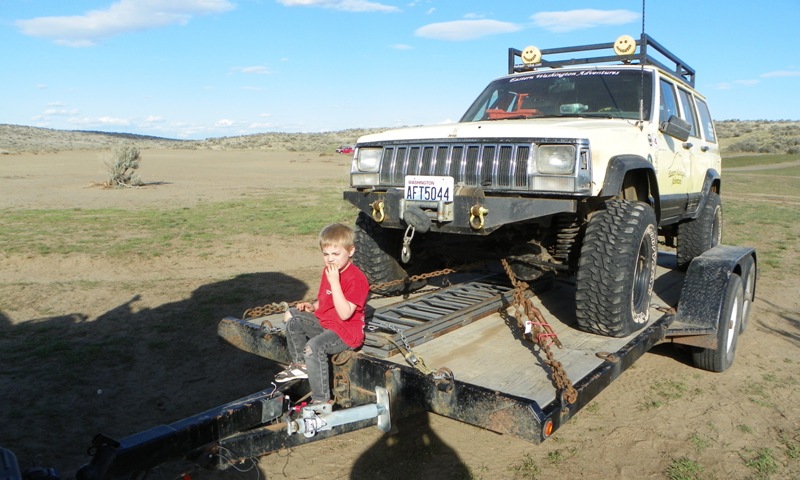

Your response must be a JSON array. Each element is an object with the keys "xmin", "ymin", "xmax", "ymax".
[
  {"xmin": 575, "ymin": 200, "xmax": 658, "ymax": 337},
  {"xmin": 353, "ymin": 212, "xmax": 426, "ymax": 296},
  {"xmin": 677, "ymin": 192, "xmax": 722, "ymax": 270}
]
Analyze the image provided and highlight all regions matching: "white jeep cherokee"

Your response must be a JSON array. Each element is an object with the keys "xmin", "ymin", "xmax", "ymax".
[{"xmin": 344, "ymin": 34, "xmax": 722, "ymax": 337}]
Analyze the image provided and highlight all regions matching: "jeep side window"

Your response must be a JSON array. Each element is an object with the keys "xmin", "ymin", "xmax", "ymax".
[
  {"xmin": 659, "ymin": 78, "xmax": 679, "ymax": 124},
  {"xmin": 695, "ymin": 98, "xmax": 717, "ymax": 143},
  {"xmin": 677, "ymin": 88, "xmax": 699, "ymax": 138}
]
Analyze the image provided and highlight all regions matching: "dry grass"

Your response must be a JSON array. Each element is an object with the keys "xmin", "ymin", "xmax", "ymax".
[{"xmin": 3, "ymin": 121, "xmax": 799, "ymax": 156}]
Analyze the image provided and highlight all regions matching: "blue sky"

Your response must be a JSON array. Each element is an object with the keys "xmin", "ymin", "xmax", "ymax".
[{"xmin": 2, "ymin": 0, "xmax": 799, "ymax": 140}]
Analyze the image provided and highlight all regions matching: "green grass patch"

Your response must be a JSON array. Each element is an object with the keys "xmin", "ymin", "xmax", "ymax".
[
  {"xmin": 665, "ymin": 457, "xmax": 705, "ymax": 480},
  {"xmin": 743, "ymin": 448, "xmax": 780, "ymax": 478},
  {"xmin": 0, "ymin": 188, "xmax": 354, "ymax": 258},
  {"xmin": 508, "ymin": 453, "xmax": 542, "ymax": 479},
  {"xmin": 723, "ymin": 153, "xmax": 799, "ymax": 168}
]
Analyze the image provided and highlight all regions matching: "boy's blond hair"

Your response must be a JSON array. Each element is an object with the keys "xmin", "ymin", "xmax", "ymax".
[{"xmin": 319, "ymin": 223, "xmax": 355, "ymax": 250}]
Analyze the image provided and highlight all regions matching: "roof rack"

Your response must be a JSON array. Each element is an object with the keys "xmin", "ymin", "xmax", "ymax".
[{"xmin": 508, "ymin": 33, "xmax": 695, "ymax": 87}]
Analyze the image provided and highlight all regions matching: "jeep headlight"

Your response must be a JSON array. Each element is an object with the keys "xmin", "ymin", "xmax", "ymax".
[
  {"xmin": 355, "ymin": 147, "xmax": 382, "ymax": 172},
  {"xmin": 536, "ymin": 145, "xmax": 576, "ymax": 175}
]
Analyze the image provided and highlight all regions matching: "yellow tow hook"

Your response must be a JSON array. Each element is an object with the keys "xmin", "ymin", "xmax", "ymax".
[
  {"xmin": 370, "ymin": 200, "xmax": 385, "ymax": 223},
  {"xmin": 469, "ymin": 205, "xmax": 488, "ymax": 230}
]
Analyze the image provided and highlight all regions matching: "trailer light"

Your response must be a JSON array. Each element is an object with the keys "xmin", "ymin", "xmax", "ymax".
[{"xmin": 543, "ymin": 419, "xmax": 554, "ymax": 438}]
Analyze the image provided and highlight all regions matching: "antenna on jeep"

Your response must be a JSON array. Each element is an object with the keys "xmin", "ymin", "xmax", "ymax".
[{"xmin": 639, "ymin": 0, "xmax": 646, "ymax": 125}]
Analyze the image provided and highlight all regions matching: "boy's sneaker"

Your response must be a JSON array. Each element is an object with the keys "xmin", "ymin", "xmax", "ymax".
[{"xmin": 274, "ymin": 364, "xmax": 308, "ymax": 382}]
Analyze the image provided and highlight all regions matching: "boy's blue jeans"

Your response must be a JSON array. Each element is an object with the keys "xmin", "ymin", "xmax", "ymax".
[{"xmin": 284, "ymin": 310, "xmax": 348, "ymax": 403}]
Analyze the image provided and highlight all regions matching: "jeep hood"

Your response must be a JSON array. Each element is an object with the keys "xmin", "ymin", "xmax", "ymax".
[{"xmin": 356, "ymin": 117, "xmax": 645, "ymax": 144}]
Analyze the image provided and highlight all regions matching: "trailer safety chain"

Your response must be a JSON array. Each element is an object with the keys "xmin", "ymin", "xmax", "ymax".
[
  {"xmin": 243, "ymin": 261, "xmax": 488, "ymax": 319},
  {"xmin": 243, "ymin": 300, "xmax": 298, "ymax": 320},
  {"xmin": 368, "ymin": 260, "xmax": 489, "ymax": 295},
  {"xmin": 501, "ymin": 259, "xmax": 578, "ymax": 406}
]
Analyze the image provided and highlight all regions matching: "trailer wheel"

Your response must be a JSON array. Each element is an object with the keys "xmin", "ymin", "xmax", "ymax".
[
  {"xmin": 575, "ymin": 200, "xmax": 658, "ymax": 337},
  {"xmin": 692, "ymin": 273, "xmax": 743, "ymax": 372},
  {"xmin": 676, "ymin": 192, "xmax": 722, "ymax": 270},
  {"xmin": 738, "ymin": 256, "xmax": 756, "ymax": 334},
  {"xmin": 353, "ymin": 212, "xmax": 426, "ymax": 296}
]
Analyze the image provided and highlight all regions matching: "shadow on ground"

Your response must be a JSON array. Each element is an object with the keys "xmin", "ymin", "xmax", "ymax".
[{"xmin": 0, "ymin": 272, "xmax": 309, "ymax": 479}]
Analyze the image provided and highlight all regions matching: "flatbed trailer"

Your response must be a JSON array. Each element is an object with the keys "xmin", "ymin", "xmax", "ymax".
[{"xmin": 71, "ymin": 245, "xmax": 755, "ymax": 480}]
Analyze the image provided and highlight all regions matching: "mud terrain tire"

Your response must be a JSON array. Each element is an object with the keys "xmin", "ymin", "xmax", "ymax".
[
  {"xmin": 676, "ymin": 192, "xmax": 722, "ymax": 270},
  {"xmin": 353, "ymin": 212, "xmax": 425, "ymax": 296},
  {"xmin": 575, "ymin": 200, "xmax": 658, "ymax": 337}
]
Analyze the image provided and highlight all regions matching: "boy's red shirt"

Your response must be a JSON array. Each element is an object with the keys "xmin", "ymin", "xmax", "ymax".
[{"xmin": 314, "ymin": 262, "xmax": 369, "ymax": 348}]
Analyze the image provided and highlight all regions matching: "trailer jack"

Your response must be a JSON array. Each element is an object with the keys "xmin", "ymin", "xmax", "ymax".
[{"xmin": 288, "ymin": 387, "xmax": 391, "ymax": 438}]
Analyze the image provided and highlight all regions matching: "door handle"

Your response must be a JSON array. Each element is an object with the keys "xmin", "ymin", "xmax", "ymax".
[
  {"xmin": 700, "ymin": 145, "xmax": 710, "ymax": 152},
  {"xmin": 682, "ymin": 142, "xmax": 693, "ymax": 149}
]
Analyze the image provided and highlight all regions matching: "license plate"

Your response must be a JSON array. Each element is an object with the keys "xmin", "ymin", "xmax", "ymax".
[{"xmin": 404, "ymin": 175, "xmax": 454, "ymax": 202}]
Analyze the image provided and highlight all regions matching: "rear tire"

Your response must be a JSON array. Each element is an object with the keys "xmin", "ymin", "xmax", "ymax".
[
  {"xmin": 692, "ymin": 274, "xmax": 743, "ymax": 372},
  {"xmin": 677, "ymin": 192, "xmax": 722, "ymax": 270},
  {"xmin": 353, "ymin": 212, "xmax": 426, "ymax": 296},
  {"xmin": 575, "ymin": 200, "xmax": 658, "ymax": 337}
]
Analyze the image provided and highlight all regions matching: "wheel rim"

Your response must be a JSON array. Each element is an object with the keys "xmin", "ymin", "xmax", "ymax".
[
  {"xmin": 726, "ymin": 296, "xmax": 740, "ymax": 353},
  {"xmin": 632, "ymin": 231, "xmax": 655, "ymax": 314},
  {"xmin": 711, "ymin": 207, "xmax": 722, "ymax": 248}
]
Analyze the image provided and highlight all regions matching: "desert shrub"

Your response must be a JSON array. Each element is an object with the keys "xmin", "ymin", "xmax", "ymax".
[{"xmin": 105, "ymin": 144, "xmax": 144, "ymax": 187}]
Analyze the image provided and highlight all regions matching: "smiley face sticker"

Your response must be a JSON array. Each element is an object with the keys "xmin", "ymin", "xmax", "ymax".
[
  {"xmin": 613, "ymin": 35, "xmax": 636, "ymax": 56},
  {"xmin": 521, "ymin": 45, "xmax": 541, "ymax": 65}
]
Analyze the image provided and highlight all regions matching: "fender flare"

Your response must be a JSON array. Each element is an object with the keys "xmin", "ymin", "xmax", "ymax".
[
  {"xmin": 689, "ymin": 169, "xmax": 721, "ymax": 219},
  {"xmin": 599, "ymin": 155, "xmax": 661, "ymax": 222}
]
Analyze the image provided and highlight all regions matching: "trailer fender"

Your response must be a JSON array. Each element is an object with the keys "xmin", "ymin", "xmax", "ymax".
[{"xmin": 670, "ymin": 245, "xmax": 757, "ymax": 369}]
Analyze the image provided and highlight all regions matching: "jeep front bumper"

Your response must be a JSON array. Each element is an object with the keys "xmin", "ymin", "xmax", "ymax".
[{"xmin": 344, "ymin": 188, "xmax": 578, "ymax": 235}]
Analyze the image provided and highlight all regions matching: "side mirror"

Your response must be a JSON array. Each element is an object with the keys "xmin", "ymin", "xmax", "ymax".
[{"xmin": 659, "ymin": 115, "xmax": 691, "ymax": 141}]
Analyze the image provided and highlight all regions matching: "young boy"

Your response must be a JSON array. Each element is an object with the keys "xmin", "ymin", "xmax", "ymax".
[{"xmin": 274, "ymin": 223, "xmax": 370, "ymax": 407}]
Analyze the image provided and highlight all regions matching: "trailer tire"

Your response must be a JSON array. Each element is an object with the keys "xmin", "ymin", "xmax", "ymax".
[
  {"xmin": 692, "ymin": 273, "xmax": 743, "ymax": 372},
  {"xmin": 677, "ymin": 192, "xmax": 722, "ymax": 271},
  {"xmin": 575, "ymin": 200, "xmax": 658, "ymax": 337},
  {"xmin": 738, "ymin": 255, "xmax": 756, "ymax": 334},
  {"xmin": 353, "ymin": 212, "xmax": 426, "ymax": 296}
]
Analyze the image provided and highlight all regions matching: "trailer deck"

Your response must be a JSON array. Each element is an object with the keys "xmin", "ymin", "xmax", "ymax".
[{"xmin": 237, "ymin": 252, "xmax": 682, "ymax": 409}]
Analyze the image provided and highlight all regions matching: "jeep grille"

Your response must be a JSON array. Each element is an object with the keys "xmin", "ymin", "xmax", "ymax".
[{"xmin": 377, "ymin": 142, "xmax": 532, "ymax": 189}]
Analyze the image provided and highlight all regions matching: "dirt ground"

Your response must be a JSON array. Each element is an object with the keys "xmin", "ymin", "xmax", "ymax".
[{"xmin": 1, "ymin": 149, "xmax": 798, "ymax": 480}]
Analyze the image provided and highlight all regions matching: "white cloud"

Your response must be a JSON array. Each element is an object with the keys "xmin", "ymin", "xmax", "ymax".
[
  {"xmin": 277, "ymin": 0, "xmax": 400, "ymax": 13},
  {"xmin": 234, "ymin": 66, "xmax": 271, "ymax": 75},
  {"xmin": 215, "ymin": 119, "xmax": 235, "ymax": 127},
  {"xmin": 16, "ymin": 0, "xmax": 235, "ymax": 47},
  {"xmin": 144, "ymin": 115, "xmax": 164, "ymax": 122},
  {"xmin": 761, "ymin": 70, "xmax": 800, "ymax": 78},
  {"xmin": 531, "ymin": 9, "xmax": 639, "ymax": 33},
  {"xmin": 43, "ymin": 107, "xmax": 80, "ymax": 116},
  {"xmin": 390, "ymin": 43, "xmax": 413, "ymax": 50},
  {"xmin": 415, "ymin": 19, "xmax": 521, "ymax": 41}
]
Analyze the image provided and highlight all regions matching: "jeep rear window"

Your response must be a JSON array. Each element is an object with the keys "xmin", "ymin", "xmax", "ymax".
[{"xmin": 461, "ymin": 69, "xmax": 653, "ymax": 122}]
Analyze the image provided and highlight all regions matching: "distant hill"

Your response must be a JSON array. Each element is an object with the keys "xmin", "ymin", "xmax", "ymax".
[{"xmin": 1, "ymin": 121, "xmax": 798, "ymax": 155}]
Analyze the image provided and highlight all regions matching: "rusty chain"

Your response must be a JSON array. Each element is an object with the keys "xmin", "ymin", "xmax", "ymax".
[
  {"xmin": 500, "ymin": 259, "xmax": 577, "ymax": 405},
  {"xmin": 243, "ymin": 261, "xmax": 488, "ymax": 319}
]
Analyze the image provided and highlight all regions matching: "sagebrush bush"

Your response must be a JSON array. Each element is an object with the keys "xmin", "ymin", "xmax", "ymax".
[{"xmin": 105, "ymin": 145, "xmax": 144, "ymax": 187}]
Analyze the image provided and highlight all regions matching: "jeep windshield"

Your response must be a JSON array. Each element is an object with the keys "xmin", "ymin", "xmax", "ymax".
[{"xmin": 461, "ymin": 69, "xmax": 653, "ymax": 122}]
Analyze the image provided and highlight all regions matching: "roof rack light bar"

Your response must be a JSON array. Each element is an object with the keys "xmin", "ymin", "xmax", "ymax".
[{"xmin": 508, "ymin": 34, "xmax": 695, "ymax": 87}]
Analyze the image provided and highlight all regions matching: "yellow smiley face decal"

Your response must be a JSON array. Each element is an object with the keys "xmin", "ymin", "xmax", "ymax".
[
  {"xmin": 521, "ymin": 45, "xmax": 541, "ymax": 65},
  {"xmin": 613, "ymin": 35, "xmax": 636, "ymax": 56}
]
